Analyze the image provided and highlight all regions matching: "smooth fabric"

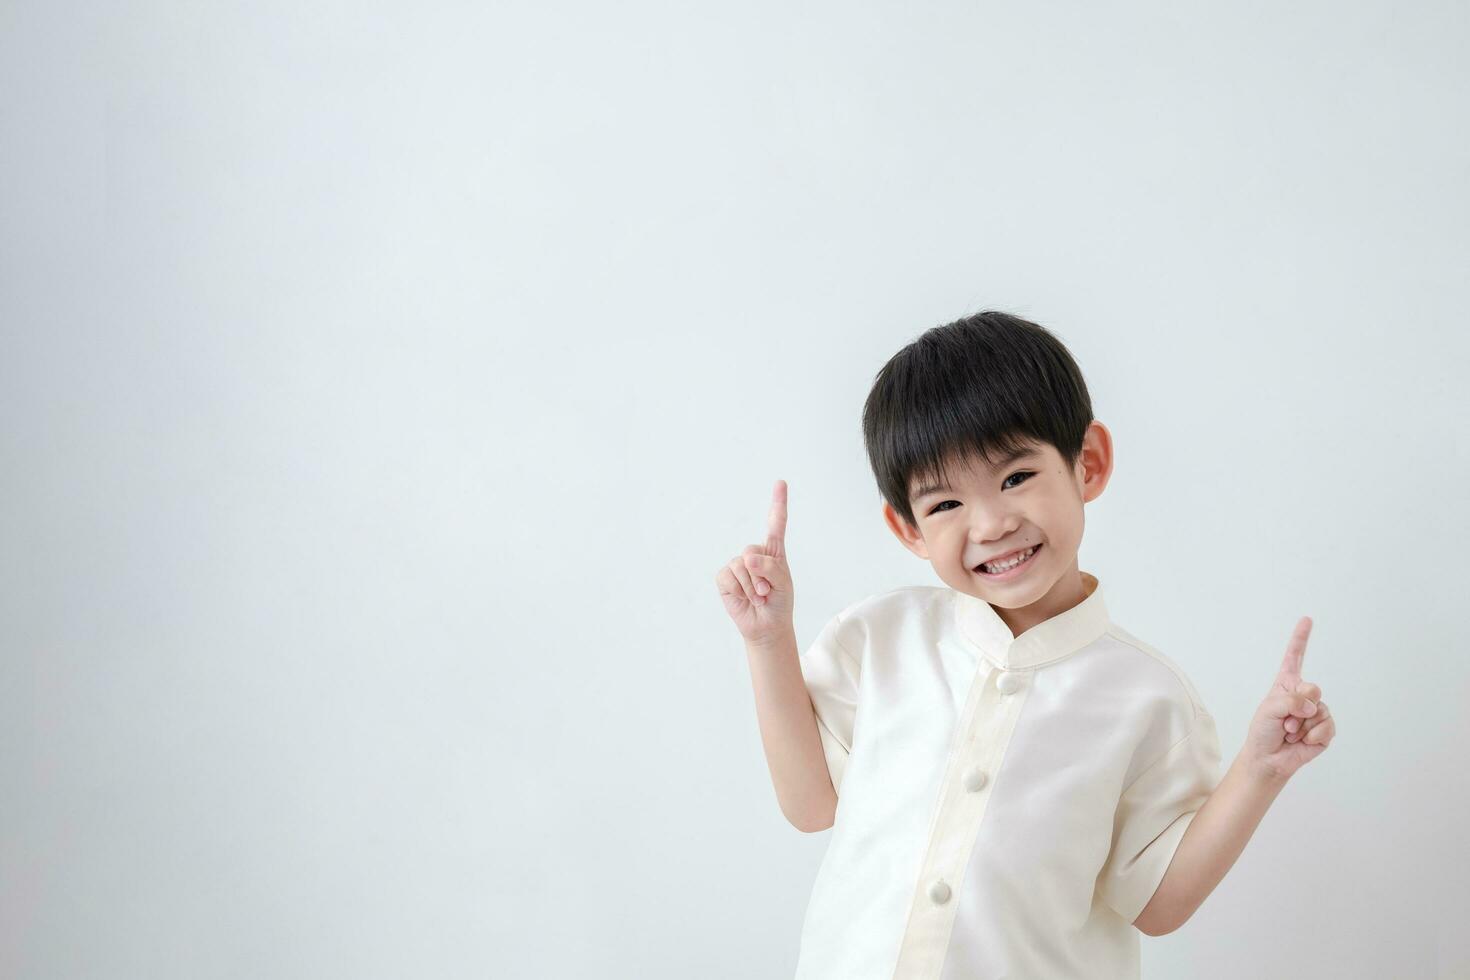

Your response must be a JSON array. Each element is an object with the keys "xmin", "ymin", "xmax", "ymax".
[{"xmin": 795, "ymin": 573, "xmax": 1221, "ymax": 980}]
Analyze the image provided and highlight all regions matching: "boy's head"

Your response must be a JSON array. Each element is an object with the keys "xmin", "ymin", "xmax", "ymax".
[{"xmin": 862, "ymin": 311, "xmax": 1114, "ymax": 633}]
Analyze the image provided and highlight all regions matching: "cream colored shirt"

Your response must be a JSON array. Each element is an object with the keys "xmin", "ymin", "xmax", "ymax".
[{"xmin": 795, "ymin": 572, "xmax": 1221, "ymax": 980}]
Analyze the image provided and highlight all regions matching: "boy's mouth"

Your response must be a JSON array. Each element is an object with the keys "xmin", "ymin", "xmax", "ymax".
[{"xmin": 973, "ymin": 543, "xmax": 1042, "ymax": 576}]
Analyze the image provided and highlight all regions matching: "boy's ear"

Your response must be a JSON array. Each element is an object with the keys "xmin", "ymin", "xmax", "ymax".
[
  {"xmin": 882, "ymin": 501, "xmax": 931, "ymax": 560},
  {"xmin": 1076, "ymin": 420, "xmax": 1115, "ymax": 503}
]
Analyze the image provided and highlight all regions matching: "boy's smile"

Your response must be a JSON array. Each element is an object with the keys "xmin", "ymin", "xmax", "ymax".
[{"xmin": 883, "ymin": 421, "xmax": 1114, "ymax": 638}]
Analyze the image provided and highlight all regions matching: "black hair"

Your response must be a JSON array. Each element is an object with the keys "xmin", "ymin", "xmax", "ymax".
[{"xmin": 862, "ymin": 310, "xmax": 1095, "ymax": 530}]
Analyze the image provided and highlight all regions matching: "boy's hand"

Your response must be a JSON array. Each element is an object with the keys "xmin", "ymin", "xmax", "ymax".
[
  {"xmin": 715, "ymin": 479, "xmax": 796, "ymax": 646},
  {"xmin": 1240, "ymin": 616, "xmax": 1336, "ymax": 783}
]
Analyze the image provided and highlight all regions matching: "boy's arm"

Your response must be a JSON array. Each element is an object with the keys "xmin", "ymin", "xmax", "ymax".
[
  {"xmin": 1132, "ymin": 755, "xmax": 1286, "ymax": 935},
  {"xmin": 1134, "ymin": 616, "xmax": 1335, "ymax": 936},
  {"xmin": 745, "ymin": 627, "xmax": 839, "ymax": 833}
]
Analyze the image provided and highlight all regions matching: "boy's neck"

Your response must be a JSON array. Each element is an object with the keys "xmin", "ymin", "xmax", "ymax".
[{"xmin": 989, "ymin": 561, "xmax": 1090, "ymax": 639}]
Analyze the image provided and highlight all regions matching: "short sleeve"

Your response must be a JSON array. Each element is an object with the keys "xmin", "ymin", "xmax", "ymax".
[
  {"xmin": 1096, "ymin": 707, "xmax": 1222, "ymax": 924},
  {"xmin": 798, "ymin": 613, "xmax": 862, "ymax": 796}
]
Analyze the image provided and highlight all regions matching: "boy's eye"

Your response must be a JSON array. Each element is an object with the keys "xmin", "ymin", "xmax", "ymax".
[
  {"xmin": 1004, "ymin": 470, "xmax": 1035, "ymax": 490},
  {"xmin": 926, "ymin": 472, "xmax": 1034, "ymax": 515}
]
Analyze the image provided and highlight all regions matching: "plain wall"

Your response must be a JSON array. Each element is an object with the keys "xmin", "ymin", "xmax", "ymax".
[{"xmin": 3, "ymin": 1, "xmax": 1468, "ymax": 977}]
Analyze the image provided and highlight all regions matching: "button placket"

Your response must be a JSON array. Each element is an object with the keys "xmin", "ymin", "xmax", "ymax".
[{"xmin": 892, "ymin": 655, "xmax": 1034, "ymax": 978}]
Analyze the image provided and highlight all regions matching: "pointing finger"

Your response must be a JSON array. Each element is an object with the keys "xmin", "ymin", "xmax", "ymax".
[
  {"xmin": 766, "ymin": 479, "xmax": 788, "ymax": 558},
  {"xmin": 1277, "ymin": 616, "xmax": 1312, "ymax": 683}
]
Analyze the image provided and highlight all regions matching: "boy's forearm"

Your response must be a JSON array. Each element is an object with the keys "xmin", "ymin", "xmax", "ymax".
[
  {"xmin": 1134, "ymin": 752, "xmax": 1289, "ymax": 936},
  {"xmin": 745, "ymin": 629, "xmax": 839, "ymax": 833}
]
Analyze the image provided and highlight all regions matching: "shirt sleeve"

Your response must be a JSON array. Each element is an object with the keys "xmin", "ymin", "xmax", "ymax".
[
  {"xmin": 1096, "ymin": 706, "xmax": 1223, "ymax": 924},
  {"xmin": 798, "ymin": 612, "xmax": 862, "ymax": 796}
]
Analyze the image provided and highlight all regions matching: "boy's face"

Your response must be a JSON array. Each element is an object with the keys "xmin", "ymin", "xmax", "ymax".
[{"xmin": 883, "ymin": 420, "xmax": 1114, "ymax": 637}]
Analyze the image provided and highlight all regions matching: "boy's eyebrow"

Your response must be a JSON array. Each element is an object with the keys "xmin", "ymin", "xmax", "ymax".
[{"xmin": 910, "ymin": 447, "xmax": 1040, "ymax": 501}]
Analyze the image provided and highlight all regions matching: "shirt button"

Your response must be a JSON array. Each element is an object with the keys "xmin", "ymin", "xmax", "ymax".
[
  {"xmin": 928, "ymin": 879, "xmax": 952, "ymax": 905},
  {"xmin": 963, "ymin": 767, "xmax": 989, "ymax": 792},
  {"xmin": 996, "ymin": 671, "xmax": 1023, "ymax": 695}
]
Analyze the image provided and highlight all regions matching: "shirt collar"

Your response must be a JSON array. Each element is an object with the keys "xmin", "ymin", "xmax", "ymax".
[{"xmin": 953, "ymin": 571, "xmax": 1111, "ymax": 670}]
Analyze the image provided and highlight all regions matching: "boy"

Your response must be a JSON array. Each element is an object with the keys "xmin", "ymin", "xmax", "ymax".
[{"xmin": 715, "ymin": 311, "xmax": 1335, "ymax": 979}]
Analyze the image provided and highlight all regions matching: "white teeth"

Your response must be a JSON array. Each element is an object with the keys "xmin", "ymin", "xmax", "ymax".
[{"xmin": 981, "ymin": 546, "xmax": 1037, "ymax": 573}]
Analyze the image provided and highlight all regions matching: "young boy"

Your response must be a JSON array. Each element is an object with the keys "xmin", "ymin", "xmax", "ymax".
[{"xmin": 716, "ymin": 311, "xmax": 1335, "ymax": 979}]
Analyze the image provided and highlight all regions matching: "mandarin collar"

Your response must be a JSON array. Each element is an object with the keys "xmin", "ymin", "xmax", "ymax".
[{"xmin": 954, "ymin": 571, "xmax": 1111, "ymax": 670}]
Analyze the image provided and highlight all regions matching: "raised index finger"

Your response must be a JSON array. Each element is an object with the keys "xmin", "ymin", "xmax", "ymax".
[
  {"xmin": 765, "ymin": 479, "xmax": 788, "ymax": 557},
  {"xmin": 1277, "ymin": 615, "xmax": 1312, "ymax": 683}
]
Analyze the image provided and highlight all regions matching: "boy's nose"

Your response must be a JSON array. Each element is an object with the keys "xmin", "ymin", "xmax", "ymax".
[{"xmin": 970, "ymin": 518, "xmax": 1022, "ymax": 543}]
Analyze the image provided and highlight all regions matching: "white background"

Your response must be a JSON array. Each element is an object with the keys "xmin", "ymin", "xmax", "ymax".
[{"xmin": 3, "ymin": 2, "xmax": 1467, "ymax": 977}]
